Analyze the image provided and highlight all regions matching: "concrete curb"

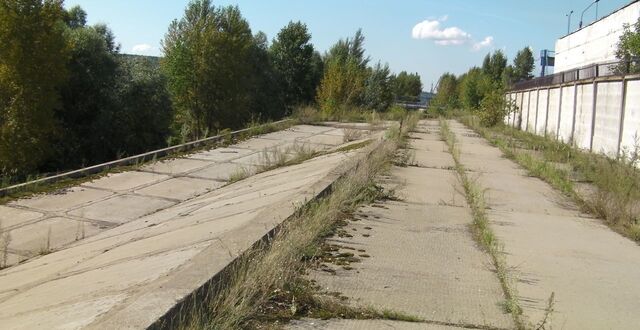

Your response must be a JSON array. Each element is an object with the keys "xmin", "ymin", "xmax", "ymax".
[
  {"xmin": 86, "ymin": 138, "xmax": 384, "ymax": 329},
  {"xmin": 0, "ymin": 120, "xmax": 292, "ymax": 197}
]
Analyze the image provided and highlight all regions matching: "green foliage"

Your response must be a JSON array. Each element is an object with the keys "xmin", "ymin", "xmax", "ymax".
[
  {"xmin": 162, "ymin": 0, "xmax": 254, "ymax": 140},
  {"xmin": 316, "ymin": 29, "xmax": 369, "ymax": 115},
  {"xmin": 429, "ymin": 72, "xmax": 458, "ymax": 114},
  {"xmin": 512, "ymin": 47, "xmax": 534, "ymax": 81},
  {"xmin": 477, "ymin": 88, "xmax": 515, "ymax": 127},
  {"xmin": 482, "ymin": 50, "xmax": 507, "ymax": 83},
  {"xmin": 0, "ymin": 0, "xmax": 69, "ymax": 176},
  {"xmin": 616, "ymin": 18, "xmax": 640, "ymax": 74},
  {"xmin": 270, "ymin": 21, "xmax": 319, "ymax": 110},
  {"xmin": 247, "ymin": 31, "xmax": 285, "ymax": 121},
  {"xmin": 392, "ymin": 71, "xmax": 422, "ymax": 102},
  {"xmin": 363, "ymin": 62, "xmax": 394, "ymax": 112},
  {"xmin": 459, "ymin": 67, "xmax": 490, "ymax": 110}
]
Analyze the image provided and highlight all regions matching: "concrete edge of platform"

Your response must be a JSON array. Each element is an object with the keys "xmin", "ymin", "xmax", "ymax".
[{"xmin": 87, "ymin": 139, "xmax": 384, "ymax": 330}]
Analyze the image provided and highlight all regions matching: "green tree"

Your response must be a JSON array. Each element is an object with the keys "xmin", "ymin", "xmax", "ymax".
[
  {"xmin": 393, "ymin": 71, "xmax": 422, "ymax": 102},
  {"xmin": 616, "ymin": 18, "xmax": 640, "ymax": 73},
  {"xmin": 459, "ymin": 67, "xmax": 490, "ymax": 110},
  {"xmin": 162, "ymin": 0, "xmax": 254, "ymax": 140},
  {"xmin": 512, "ymin": 47, "xmax": 534, "ymax": 81},
  {"xmin": 270, "ymin": 21, "xmax": 317, "ymax": 110},
  {"xmin": 482, "ymin": 50, "xmax": 507, "ymax": 83},
  {"xmin": 248, "ymin": 31, "xmax": 285, "ymax": 120},
  {"xmin": 317, "ymin": 29, "xmax": 369, "ymax": 115},
  {"xmin": 0, "ymin": 0, "xmax": 68, "ymax": 176},
  {"xmin": 430, "ymin": 72, "xmax": 458, "ymax": 114},
  {"xmin": 363, "ymin": 62, "xmax": 394, "ymax": 112},
  {"xmin": 55, "ymin": 20, "xmax": 121, "ymax": 166}
]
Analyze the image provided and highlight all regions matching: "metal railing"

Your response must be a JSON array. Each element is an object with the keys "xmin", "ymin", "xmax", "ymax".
[
  {"xmin": 510, "ymin": 58, "xmax": 640, "ymax": 91},
  {"xmin": 0, "ymin": 119, "xmax": 292, "ymax": 197}
]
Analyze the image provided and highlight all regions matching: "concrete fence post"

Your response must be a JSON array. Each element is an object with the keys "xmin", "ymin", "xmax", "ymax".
[
  {"xmin": 525, "ymin": 91, "xmax": 531, "ymax": 131},
  {"xmin": 590, "ymin": 82, "xmax": 599, "ymax": 152},
  {"xmin": 571, "ymin": 83, "xmax": 578, "ymax": 145},
  {"xmin": 557, "ymin": 87, "xmax": 564, "ymax": 140},
  {"xmin": 544, "ymin": 87, "xmax": 551, "ymax": 137},
  {"xmin": 534, "ymin": 88, "xmax": 541, "ymax": 133},
  {"xmin": 617, "ymin": 78, "xmax": 628, "ymax": 157}
]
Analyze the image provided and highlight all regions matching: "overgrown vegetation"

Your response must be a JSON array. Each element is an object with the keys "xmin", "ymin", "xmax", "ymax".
[
  {"xmin": 461, "ymin": 115, "xmax": 640, "ymax": 243},
  {"xmin": 430, "ymin": 47, "xmax": 532, "ymax": 125},
  {"xmin": 1, "ymin": 0, "xmax": 423, "ymax": 189},
  {"xmin": 615, "ymin": 17, "xmax": 640, "ymax": 74},
  {"xmin": 438, "ymin": 119, "xmax": 525, "ymax": 329},
  {"xmin": 172, "ymin": 117, "xmax": 420, "ymax": 329}
]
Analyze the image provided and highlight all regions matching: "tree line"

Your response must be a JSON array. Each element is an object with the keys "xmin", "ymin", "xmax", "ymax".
[
  {"xmin": 430, "ymin": 47, "xmax": 534, "ymax": 126},
  {"xmin": 0, "ymin": 0, "xmax": 422, "ymax": 181}
]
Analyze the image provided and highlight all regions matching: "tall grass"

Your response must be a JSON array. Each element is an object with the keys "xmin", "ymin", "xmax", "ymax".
[
  {"xmin": 173, "ymin": 117, "xmax": 418, "ymax": 329},
  {"xmin": 460, "ymin": 114, "xmax": 640, "ymax": 243},
  {"xmin": 439, "ymin": 119, "xmax": 525, "ymax": 329}
]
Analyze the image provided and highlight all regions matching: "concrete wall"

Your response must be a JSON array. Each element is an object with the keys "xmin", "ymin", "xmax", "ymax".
[
  {"xmin": 555, "ymin": 1, "xmax": 640, "ymax": 71},
  {"xmin": 508, "ymin": 76, "xmax": 640, "ymax": 161}
]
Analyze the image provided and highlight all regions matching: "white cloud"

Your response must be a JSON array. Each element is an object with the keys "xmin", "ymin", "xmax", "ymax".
[
  {"xmin": 132, "ymin": 43, "xmax": 154, "ymax": 54},
  {"xmin": 472, "ymin": 36, "xmax": 494, "ymax": 51},
  {"xmin": 412, "ymin": 17, "xmax": 494, "ymax": 51},
  {"xmin": 412, "ymin": 19, "xmax": 470, "ymax": 45}
]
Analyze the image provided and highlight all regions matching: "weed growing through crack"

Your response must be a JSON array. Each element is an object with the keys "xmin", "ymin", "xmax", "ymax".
[
  {"xmin": 439, "ymin": 119, "xmax": 524, "ymax": 329},
  {"xmin": 0, "ymin": 220, "xmax": 11, "ymax": 269},
  {"xmin": 460, "ymin": 115, "xmax": 640, "ymax": 244},
  {"xmin": 170, "ymin": 117, "xmax": 421, "ymax": 329}
]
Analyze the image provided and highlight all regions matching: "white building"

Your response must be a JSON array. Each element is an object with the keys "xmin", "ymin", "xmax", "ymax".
[{"xmin": 554, "ymin": 0, "xmax": 640, "ymax": 72}]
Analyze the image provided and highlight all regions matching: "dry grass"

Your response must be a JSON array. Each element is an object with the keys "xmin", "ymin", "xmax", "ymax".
[
  {"xmin": 460, "ymin": 115, "xmax": 640, "ymax": 243},
  {"xmin": 343, "ymin": 128, "xmax": 364, "ymax": 143},
  {"xmin": 439, "ymin": 119, "xmax": 525, "ymax": 329},
  {"xmin": 172, "ymin": 118, "xmax": 419, "ymax": 329}
]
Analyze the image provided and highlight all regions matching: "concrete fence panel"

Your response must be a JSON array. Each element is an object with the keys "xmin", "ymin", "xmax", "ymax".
[
  {"xmin": 536, "ymin": 89, "xmax": 549, "ymax": 135},
  {"xmin": 592, "ymin": 81, "xmax": 623, "ymax": 156},
  {"xmin": 527, "ymin": 90, "xmax": 539, "ymax": 133},
  {"xmin": 514, "ymin": 92, "xmax": 524, "ymax": 128},
  {"xmin": 621, "ymin": 80, "xmax": 640, "ymax": 156},
  {"xmin": 521, "ymin": 91, "xmax": 531, "ymax": 130},
  {"xmin": 573, "ymin": 83, "xmax": 595, "ymax": 150},
  {"xmin": 547, "ymin": 88, "xmax": 561, "ymax": 137},
  {"xmin": 559, "ymin": 85, "xmax": 576, "ymax": 143}
]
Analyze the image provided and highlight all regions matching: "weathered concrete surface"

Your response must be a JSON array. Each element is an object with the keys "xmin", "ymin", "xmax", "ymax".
[
  {"xmin": 292, "ymin": 120, "xmax": 512, "ymax": 330},
  {"xmin": 289, "ymin": 319, "xmax": 464, "ymax": 329},
  {"xmin": 0, "ymin": 125, "xmax": 373, "ymax": 268},
  {"xmin": 449, "ymin": 120, "xmax": 640, "ymax": 329},
  {"xmin": 0, "ymin": 125, "xmax": 377, "ymax": 329}
]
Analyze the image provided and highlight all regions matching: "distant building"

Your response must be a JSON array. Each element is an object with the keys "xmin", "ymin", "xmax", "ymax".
[{"xmin": 554, "ymin": 0, "xmax": 640, "ymax": 72}]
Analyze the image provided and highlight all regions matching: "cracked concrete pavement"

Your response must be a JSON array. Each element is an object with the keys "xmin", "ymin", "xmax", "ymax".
[
  {"xmin": 448, "ymin": 120, "xmax": 640, "ymax": 329},
  {"xmin": 290, "ymin": 120, "xmax": 513, "ymax": 330},
  {"xmin": 0, "ymin": 124, "xmax": 379, "ymax": 329}
]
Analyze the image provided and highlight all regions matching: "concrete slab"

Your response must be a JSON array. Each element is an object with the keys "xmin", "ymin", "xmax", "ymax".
[
  {"xmin": 302, "ymin": 120, "xmax": 512, "ymax": 329},
  {"xmin": 411, "ymin": 149, "xmax": 455, "ymax": 169},
  {"xmin": 0, "ymin": 206, "xmax": 43, "ymax": 229},
  {"xmin": 288, "ymin": 319, "xmax": 464, "ymax": 329},
  {"xmin": 0, "ymin": 141, "xmax": 363, "ymax": 329},
  {"xmin": 139, "ymin": 158, "xmax": 211, "ymax": 175},
  {"xmin": 187, "ymin": 147, "xmax": 254, "ymax": 162},
  {"xmin": 188, "ymin": 162, "xmax": 257, "ymax": 181},
  {"xmin": 7, "ymin": 217, "xmax": 101, "ymax": 254},
  {"xmin": 297, "ymin": 133, "xmax": 346, "ymax": 146},
  {"xmin": 68, "ymin": 194, "xmax": 176, "ymax": 224},
  {"xmin": 392, "ymin": 167, "xmax": 466, "ymax": 207},
  {"xmin": 451, "ymin": 120, "xmax": 640, "ymax": 329},
  {"xmin": 135, "ymin": 177, "xmax": 225, "ymax": 201},
  {"xmin": 233, "ymin": 137, "xmax": 286, "ymax": 150},
  {"xmin": 289, "ymin": 125, "xmax": 334, "ymax": 134},
  {"xmin": 82, "ymin": 171, "xmax": 170, "ymax": 192},
  {"xmin": 11, "ymin": 187, "xmax": 113, "ymax": 213},
  {"xmin": 259, "ymin": 129, "xmax": 313, "ymax": 141}
]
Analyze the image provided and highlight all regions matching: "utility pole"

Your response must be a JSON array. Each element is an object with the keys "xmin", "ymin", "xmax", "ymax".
[
  {"xmin": 566, "ymin": 10, "xmax": 574, "ymax": 34},
  {"xmin": 579, "ymin": 0, "xmax": 600, "ymax": 29}
]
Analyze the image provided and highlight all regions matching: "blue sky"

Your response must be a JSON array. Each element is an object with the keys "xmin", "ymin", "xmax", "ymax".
[{"xmin": 64, "ymin": 0, "xmax": 632, "ymax": 90}]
